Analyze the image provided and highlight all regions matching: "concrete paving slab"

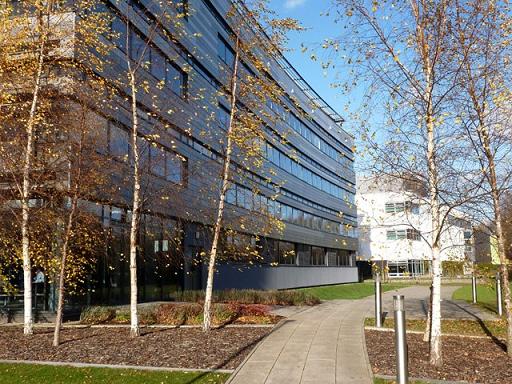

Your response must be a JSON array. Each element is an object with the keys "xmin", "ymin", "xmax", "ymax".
[{"xmin": 228, "ymin": 283, "xmax": 492, "ymax": 384}]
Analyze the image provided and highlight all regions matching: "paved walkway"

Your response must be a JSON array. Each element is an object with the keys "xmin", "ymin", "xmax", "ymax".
[
  {"xmin": 228, "ymin": 284, "xmax": 495, "ymax": 384},
  {"xmin": 380, "ymin": 285, "xmax": 497, "ymax": 321},
  {"xmin": 228, "ymin": 292, "xmax": 379, "ymax": 384}
]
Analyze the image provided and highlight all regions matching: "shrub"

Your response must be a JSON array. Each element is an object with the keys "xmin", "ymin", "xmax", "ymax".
[
  {"xmin": 441, "ymin": 261, "xmax": 465, "ymax": 278},
  {"xmin": 156, "ymin": 303, "xmax": 202, "ymax": 325},
  {"xmin": 173, "ymin": 290, "xmax": 205, "ymax": 303},
  {"xmin": 171, "ymin": 289, "xmax": 320, "ymax": 306},
  {"xmin": 188, "ymin": 303, "xmax": 239, "ymax": 326},
  {"xmin": 80, "ymin": 306, "xmax": 115, "ymax": 324},
  {"xmin": 212, "ymin": 303, "xmax": 238, "ymax": 325},
  {"xmin": 113, "ymin": 309, "xmax": 130, "ymax": 324},
  {"xmin": 138, "ymin": 307, "xmax": 157, "ymax": 325},
  {"xmin": 474, "ymin": 263, "xmax": 500, "ymax": 280},
  {"xmin": 237, "ymin": 304, "xmax": 270, "ymax": 317},
  {"xmin": 156, "ymin": 304, "xmax": 184, "ymax": 326}
]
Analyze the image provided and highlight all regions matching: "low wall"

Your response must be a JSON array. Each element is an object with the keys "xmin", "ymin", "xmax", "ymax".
[{"xmin": 210, "ymin": 265, "xmax": 359, "ymax": 290}]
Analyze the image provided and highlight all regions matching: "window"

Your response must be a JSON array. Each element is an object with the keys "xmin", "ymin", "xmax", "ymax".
[
  {"xmin": 386, "ymin": 201, "xmax": 420, "ymax": 214},
  {"xmin": 406, "ymin": 229, "xmax": 421, "ymax": 241},
  {"xmin": 129, "ymin": 0, "xmax": 149, "ymax": 22},
  {"xmin": 110, "ymin": 16, "xmax": 128, "ymax": 52},
  {"xmin": 150, "ymin": 145, "xmax": 165, "ymax": 177},
  {"xmin": 151, "ymin": 47, "xmax": 166, "ymax": 83},
  {"xmin": 94, "ymin": 116, "xmax": 109, "ymax": 155},
  {"xmin": 130, "ymin": 31, "xmax": 150, "ymax": 66},
  {"xmin": 226, "ymin": 187, "xmax": 236, "ymax": 205},
  {"xmin": 236, "ymin": 186, "xmax": 246, "ymax": 208},
  {"xmin": 217, "ymin": 104, "xmax": 230, "ymax": 130},
  {"xmin": 218, "ymin": 35, "xmax": 235, "ymax": 65},
  {"xmin": 278, "ymin": 241, "xmax": 295, "ymax": 265},
  {"xmin": 297, "ymin": 244, "xmax": 311, "ymax": 266},
  {"xmin": 109, "ymin": 125, "xmax": 130, "ymax": 161},
  {"xmin": 304, "ymin": 213, "xmax": 313, "ymax": 228},
  {"xmin": 328, "ymin": 249, "xmax": 351, "ymax": 266},
  {"xmin": 280, "ymin": 152, "xmax": 292, "ymax": 173},
  {"xmin": 137, "ymin": 137, "xmax": 150, "ymax": 169},
  {"xmin": 111, "ymin": 207, "xmax": 124, "ymax": 222},
  {"xmin": 167, "ymin": 62, "xmax": 187, "ymax": 97},
  {"xmin": 292, "ymin": 208, "xmax": 303, "ymax": 225},
  {"xmin": 282, "ymin": 205, "xmax": 293, "ymax": 221},
  {"xmin": 166, "ymin": 153, "xmax": 183, "ymax": 184},
  {"xmin": 385, "ymin": 202, "xmax": 405, "ymax": 213},
  {"xmin": 387, "ymin": 229, "xmax": 420, "ymax": 241},
  {"xmin": 387, "ymin": 230, "xmax": 402, "ymax": 240},
  {"xmin": 311, "ymin": 247, "xmax": 326, "ymax": 266}
]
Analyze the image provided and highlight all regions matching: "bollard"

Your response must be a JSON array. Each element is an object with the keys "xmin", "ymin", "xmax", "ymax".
[
  {"xmin": 472, "ymin": 274, "xmax": 478, "ymax": 304},
  {"xmin": 394, "ymin": 295, "xmax": 409, "ymax": 384},
  {"xmin": 496, "ymin": 272, "xmax": 503, "ymax": 316},
  {"xmin": 375, "ymin": 273, "xmax": 382, "ymax": 328}
]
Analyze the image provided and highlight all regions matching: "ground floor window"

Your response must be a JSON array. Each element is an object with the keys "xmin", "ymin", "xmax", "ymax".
[
  {"xmin": 278, "ymin": 241, "xmax": 296, "ymax": 265},
  {"xmin": 388, "ymin": 259, "xmax": 427, "ymax": 278},
  {"xmin": 311, "ymin": 247, "xmax": 326, "ymax": 266}
]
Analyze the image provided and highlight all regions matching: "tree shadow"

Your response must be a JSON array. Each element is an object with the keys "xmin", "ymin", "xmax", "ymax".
[
  {"xmin": 449, "ymin": 301, "xmax": 506, "ymax": 352},
  {"xmin": 183, "ymin": 319, "xmax": 292, "ymax": 384}
]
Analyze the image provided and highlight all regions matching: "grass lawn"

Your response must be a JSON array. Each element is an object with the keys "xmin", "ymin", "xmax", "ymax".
[
  {"xmin": 452, "ymin": 284, "xmax": 502, "ymax": 313},
  {"xmin": 365, "ymin": 317, "xmax": 508, "ymax": 338},
  {"xmin": 300, "ymin": 281, "xmax": 414, "ymax": 300},
  {"xmin": 0, "ymin": 363, "xmax": 229, "ymax": 384}
]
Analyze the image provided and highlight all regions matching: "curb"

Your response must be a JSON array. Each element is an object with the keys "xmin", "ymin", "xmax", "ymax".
[
  {"xmin": 360, "ymin": 297, "xmax": 376, "ymax": 383},
  {"xmin": 364, "ymin": 326, "xmax": 506, "ymax": 341},
  {"xmin": 375, "ymin": 374, "xmax": 478, "ymax": 384},
  {"xmin": 0, "ymin": 359, "xmax": 234, "ymax": 374},
  {"xmin": 0, "ymin": 323, "xmax": 275, "ymax": 329}
]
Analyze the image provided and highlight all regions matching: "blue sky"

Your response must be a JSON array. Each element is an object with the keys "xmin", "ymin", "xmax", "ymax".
[{"xmin": 269, "ymin": 0, "xmax": 346, "ymax": 118}]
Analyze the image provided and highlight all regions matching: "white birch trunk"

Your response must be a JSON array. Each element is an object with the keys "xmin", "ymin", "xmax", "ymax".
[
  {"xmin": 128, "ymin": 69, "xmax": 140, "ymax": 337},
  {"xmin": 427, "ymin": 108, "xmax": 442, "ymax": 366},
  {"xmin": 203, "ymin": 37, "xmax": 240, "ymax": 332},
  {"xmin": 423, "ymin": 284, "xmax": 432, "ymax": 342},
  {"xmin": 22, "ymin": 7, "xmax": 51, "ymax": 334},
  {"xmin": 429, "ymin": 241, "xmax": 442, "ymax": 365}
]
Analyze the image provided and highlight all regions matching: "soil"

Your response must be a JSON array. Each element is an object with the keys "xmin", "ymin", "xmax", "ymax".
[
  {"xmin": 366, "ymin": 329, "xmax": 512, "ymax": 383},
  {"xmin": 0, "ymin": 326, "xmax": 271, "ymax": 370}
]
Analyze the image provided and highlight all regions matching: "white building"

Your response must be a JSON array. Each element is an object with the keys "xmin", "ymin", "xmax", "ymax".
[{"xmin": 356, "ymin": 175, "xmax": 473, "ymax": 277}]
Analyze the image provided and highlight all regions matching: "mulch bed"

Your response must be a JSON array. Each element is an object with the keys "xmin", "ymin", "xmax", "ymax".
[
  {"xmin": 0, "ymin": 326, "xmax": 271, "ymax": 370},
  {"xmin": 366, "ymin": 329, "xmax": 512, "ymax": 383}
]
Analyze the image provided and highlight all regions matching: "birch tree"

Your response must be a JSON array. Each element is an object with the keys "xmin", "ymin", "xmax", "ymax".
[
  {"xmin": 0, "ymin": 0, "xmax": 115, "ymax": 335},
  {"xmin": 329, "ymin": 0, "xmax": 467, "ymax": 365},
  {"xmin": 52, "ymin": 93, "xmax": 113, "ymax": 346},
  {"xmin": 0, "ymin": 0, "xmax": 73, "ymax": 335},
  {"xmin": 21, "ymin": 0, "xmax": 54, "ymax": 336},
  {"xmin": 452, "ymin": 0, "xmax": 512, "ymax": 355},
  {"xmin": 110, "ymin": 0, "xmax": 192, "ymax": 337},
  {"xmin": 202, "ymin": 0, "xmax": 300, "ymax": 331}
]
